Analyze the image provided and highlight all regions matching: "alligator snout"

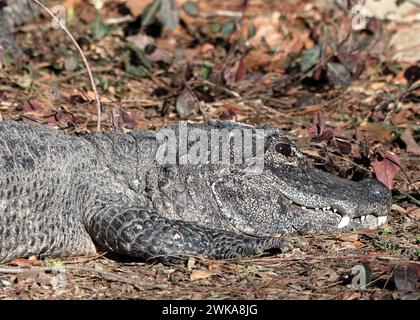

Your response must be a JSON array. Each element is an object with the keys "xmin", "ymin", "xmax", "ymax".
[
  {"xmin": 329, "ymin": 178, "xmax": 392, "ymax": 229},
  {"xmin": 271, "ymin": 164, "xmax": 393, "ymax": 232}
]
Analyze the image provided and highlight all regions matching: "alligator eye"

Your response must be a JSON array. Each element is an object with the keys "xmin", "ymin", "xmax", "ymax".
[{"xmin": 275, "ymin": 143, "xmax": 292, "ymax": 157}]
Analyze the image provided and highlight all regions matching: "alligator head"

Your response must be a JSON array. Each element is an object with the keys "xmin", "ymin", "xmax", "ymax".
[{"xmin": 209, "ymin": 122, "xmax": 392, "ymax": 236}]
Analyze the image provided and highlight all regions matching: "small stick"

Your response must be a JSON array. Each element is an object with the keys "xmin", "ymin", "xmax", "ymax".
[{"xmin": 30, "ymin": 0, "xmax": 102, "ymax": 131}]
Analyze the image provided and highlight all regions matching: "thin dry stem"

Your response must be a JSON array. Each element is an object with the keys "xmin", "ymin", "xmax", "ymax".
[{"xmin": 30, "ymin": 0, "xmax": 102, "ymax": 131}]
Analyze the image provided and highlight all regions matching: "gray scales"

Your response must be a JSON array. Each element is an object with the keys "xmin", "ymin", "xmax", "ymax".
[
  {"xmin": 0, "ymin": 0, "xmax": 392, "ymax": 263},
  {"xmin": 0, "ymin": 120, "xmax": 392, "ymax": 263}
]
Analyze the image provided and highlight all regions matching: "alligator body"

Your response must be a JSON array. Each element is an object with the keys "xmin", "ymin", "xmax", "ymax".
[
  {"xmin": 0, "ymin": 120, "xmax": 392, "ymax": 263},
  {"xmin": 0, "ymin": 2, "xmax": 392, "ymax": 263}
]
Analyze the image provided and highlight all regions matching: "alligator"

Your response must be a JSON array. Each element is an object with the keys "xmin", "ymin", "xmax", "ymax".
[
  {"xmin": 0, "ymin": 1, "xmax": 392, "ymax": 263},
  {"xmin": 0, "ymin": 120, "xmax": 392, "ymax": 263}
]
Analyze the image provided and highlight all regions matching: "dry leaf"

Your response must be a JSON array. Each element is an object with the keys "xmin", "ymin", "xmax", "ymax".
[
  {"xmin": 360, "ymin": 122, "xmax": 391, "ymax": 143},
  {"xmin": 391, "ymin": 204, "xmax": 408, "ymax": 214},
  {"xmin": 392, "ymin": 110, "xmax": 412, "ymax": 124},
  {"xmin": 249, "ymin": 14, "xmax": 282, "ymax": 49},
  {"xmin": 125, "ymin": 0, "xmax": 154, "ymax": 16},
  {"xmin": 21, "ymin": 99, "xmax": 43, "ymax": 112},
  {"xmin": 190, "ymin": 269, "xmax": 217, "ymax": 281},
  {"xmin": 343, "ymin": 292, "xmax": 362, "ymax": 300},
  {"xmin": 339, "ymin": 233, "xmax": 359, "ymax": 242},
  {"xmin": 63, "ymin": 0, "xmax": 83, "ymax": 9},
  {"xmin": 372, "ymin": 151, "xmax": 400, "ymax": 189},
  {"xmin": 9, "ymin": 256, "xmax": 41, "ymax": 267},
  {"xmin": 401, "ymin": 128, "xmax": 420, "ymax": 155},
  {"xmin": 408, "ymin": 208, "xmax": 420, "ymax": 219}
]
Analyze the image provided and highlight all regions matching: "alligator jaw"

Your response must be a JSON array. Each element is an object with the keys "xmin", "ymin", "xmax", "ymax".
[
  {"xmin": 286, "ymin": 199, "xmax": 389, "ymax": 231},
  {"xmin": 267, "ymin": 157, "xmax": 392, "ymax": 233}
]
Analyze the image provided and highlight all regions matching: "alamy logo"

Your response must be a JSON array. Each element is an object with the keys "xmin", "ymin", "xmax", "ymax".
[{"xmin": 155, "ymin": 122, "xmax": 265, "ymax": 174}]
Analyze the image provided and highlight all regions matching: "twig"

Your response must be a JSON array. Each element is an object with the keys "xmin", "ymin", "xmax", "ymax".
[
  {"xmin": 0, "ymin": 265, "xmax": 166, "ymax": 290},
  {"xmin": 104, "ymin": 15, "xmax": 134, "ymax": 25},
  {"xmin": 398, "ymin": 80, "xmax": 420, "ymax": 101},
  {"xmin": 199, "ymin": 10, "xmax": 245, "ymax": 19},
  {"xmin": 30, "ymin": 0, "xmax": 102, "ymax": 131}
]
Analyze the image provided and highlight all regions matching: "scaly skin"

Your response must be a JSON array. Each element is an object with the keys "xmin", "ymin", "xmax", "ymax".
[{"xmin": 0, "ymin": 121, "xmax": 392, "ymax": 263}]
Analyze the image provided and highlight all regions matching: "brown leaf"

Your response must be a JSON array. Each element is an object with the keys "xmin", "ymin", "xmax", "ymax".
[
  {"xmin": 120, "ymin": 108, "xmax": 137, "ymax": 129},
  {"xmin": 343, "ymin": 292, "xmax": 362, "ymax": 300},
  {"xmin": 330, "ymin": 137, "xmax": 352, "ymax": 155},
  {"xmin": 125, "ymin": 0, "xmax": 154, "ymax": 16},
  {"xmin": 21, "ymin": 100, "xmax": 43, "ymax": 112},
  {"xmin": 371, "ymin": 151, "xmax": 400, "ymax": 189},
  {"xmin": 63, "ymin": 0, "xmax": 83, "ymax": 9},
  {"xmin": 249, "ymin": 15, "xmax": 282, "ymax": 49},
  {"xmin": 311, "ymin": 129, "xmax": 334, "ymax": 143},
  {"xmin": 408, "ymin": 208, "xmax": 420, "ymax": 219},
  {"xmin": 235, "ymin": 58, "xmax": 246, "ymax": 82},
  {"xmin": 243, "ymin": 50, "xmax": 276, "ymax": 71},
  {"xmin": 293, "ymin": 94, "xmax": 321, "ymax": 109},
  {"xmin": 219, "ymin": 103, "xmax": 238, "ymax": 120},
  {"xmin": 401, "ymin": 128, "xmax": 420, "ymax": 155},
  {"xmin": 360, "ymin": 123, "xmax": 391, "ymax": 143},
  {"xmin": 339, "ymin": 233, "xmax": 359, "ymax": 242},
  {"xmin": 176, "ymin": 89, "xmax": 196, "ymax": 119},
  {"xmin": 392, "ymin": 110, "xmax": 412, "ymax": 124},
  {"xmin": 190, "ymin": 269, "xmax": 217, "ymax": 281},
  {"xmin": 8, "ymin": 256, "xmax": 42, "ymax": 267}
]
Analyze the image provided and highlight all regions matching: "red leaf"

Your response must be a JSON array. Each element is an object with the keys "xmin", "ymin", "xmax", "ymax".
[
  {"xmin": 312, "ymin": 129, "xmax": 334, "ymax": 143},
  {"xmin": 219, "ymin": 105, "xmax": 238, "ymax": 120},
  {"xmin": 120, "ymin": 108, "xmax": 137, "ymax": 129},
  {"xmin": 45, "ymin": 114, "xmax": 59, "ymax": 126},
  {"xmin": 235, "ymin": 58, "xmax": 247, "ymax": 82},
  {"xmin": 22, "ymin": 99, "xmax": 43, "ymax": 111},
  {"xmin": 309, "ymin": 125, "xmax": 318, "ymax": 136},
  {"xmin": 371, "ymin": 151, "xmax": 400, "ymax": 189}
]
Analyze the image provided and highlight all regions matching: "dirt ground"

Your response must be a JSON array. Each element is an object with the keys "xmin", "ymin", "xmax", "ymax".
[{"xmin": 0, "ymin": 0, "xmax": 418, "ymax": 299}]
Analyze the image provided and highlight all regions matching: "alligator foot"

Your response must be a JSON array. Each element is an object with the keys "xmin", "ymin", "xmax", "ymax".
[{"xmin": 87, "ymin": 205, "xmax": 290, "ymax": 261}]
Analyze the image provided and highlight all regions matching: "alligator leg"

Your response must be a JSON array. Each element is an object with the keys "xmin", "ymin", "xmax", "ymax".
[{"xmin": 86, "ymin": 205, "xmax": 289, "ymax": 262}]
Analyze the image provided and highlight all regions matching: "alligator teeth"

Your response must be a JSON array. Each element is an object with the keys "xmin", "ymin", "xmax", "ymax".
[
  {"xmin": 377, "ymin": 216, "xmax": 387, "ymax": 226},
  {"xmin": 301, "ymin": 206, "xmax": 306, "ymax": 209},
  {"xmin": 333, "ymin": 209, "xmax": 337, "ymax": 213},
  {"xmin": 337, "ymin": 215, "xmax": 351, "ymax": 229},
  {"xmin": 326, "ymin": 206, "xmax": 331, "ymax": 210},
  {"xmin": 315, "ymin": 208, "xmax": 319, "ymax": 210},
  {"xmin": 361, "ymin": 216, "xmax": 366, "ymax": 222}
]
